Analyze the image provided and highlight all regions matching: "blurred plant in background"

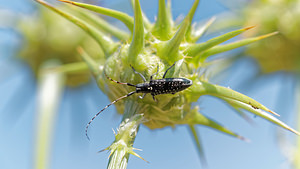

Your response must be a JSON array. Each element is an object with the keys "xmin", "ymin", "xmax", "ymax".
[
  {"xmin": 242, "ymin": 0, "xmax": 300, "ymax": 74},
  {"xmin": 220, "ymin": 0, "xmax": 300, "ymax": 74},
  {"xmin": 1, "ymin": 0, "xmax": 300, "ymax": 169},
  {"xmin": 23, "ymin": 6, "xmax": 104, "ymax": 169},
  {"xmin": 18, "ymin": 5, "xmax": 100, "ymax": 86},
  {"xmin": 1, "ymin": 1, "xmax": 102, "ymax": 169},
  {"xmin": 214, "ymin": 0, "xmax": 300, "ymax": 168}
]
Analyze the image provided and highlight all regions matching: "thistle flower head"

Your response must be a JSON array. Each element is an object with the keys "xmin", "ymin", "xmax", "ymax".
[
  {"xmin": 35, "ymin": 0, "xmax": 300, "ymax": 167},
  {"xmin": 17, "ymin": 5, "xmax": 101, "ymax": 86},
  {"xmin": 239, "ymin": 0, "xmax": 300, "ymax": 74}
]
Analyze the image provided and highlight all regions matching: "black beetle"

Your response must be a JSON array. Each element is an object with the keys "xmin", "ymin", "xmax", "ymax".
[{"xmin": 86, "ymin": 62, "xmax": 193, "ymax": 140}]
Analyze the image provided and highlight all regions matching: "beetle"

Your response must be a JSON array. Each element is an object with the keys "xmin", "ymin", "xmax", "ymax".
[{"xmin": 85, "ymin": 62, "xmax": 193, "ymax": 140}]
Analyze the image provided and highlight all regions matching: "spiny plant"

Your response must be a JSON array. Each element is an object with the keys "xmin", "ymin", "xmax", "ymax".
[
  {"xmin": 213, "ymin": 0, "xmax": 300, "ymax": 168},
  {"xmin": 35, "ymin": 0, "xmax": 299, "ymax": 168}
]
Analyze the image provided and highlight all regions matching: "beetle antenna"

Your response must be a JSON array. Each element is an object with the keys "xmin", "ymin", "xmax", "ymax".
[
  {"xmin": 85, "ymin": 91, "xmax": 136, "ymax": 140},
  {"xmin": 163, "ymin": 62, "xmax": 177, "ymax": 78}
]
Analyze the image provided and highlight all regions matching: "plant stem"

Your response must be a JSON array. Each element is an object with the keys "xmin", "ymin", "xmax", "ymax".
[
  {"xmin": 34, "ymin": 60, "xmax": 65, "ymax": 169},
  {"xmin": 107, "ymin": 99, "xmax": 144, "ymax": 169},
  {"xmin": 295, "ymin": 79, "xmax": 300, "ymax": 169}
]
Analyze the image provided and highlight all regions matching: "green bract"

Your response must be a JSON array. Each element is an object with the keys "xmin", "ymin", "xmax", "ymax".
[{"xmin": 35, "ymin": 0, "xmax": 299, "ymax": 168}]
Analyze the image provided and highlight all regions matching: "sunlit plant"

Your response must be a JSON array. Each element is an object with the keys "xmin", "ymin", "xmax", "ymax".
[
  {"xmin": 214, "ymin": 0, "xmax": 300, "ymax": 168},
  {"xmin": 33, "ymin": 0, "xmax": 300, "ymax": 168}
]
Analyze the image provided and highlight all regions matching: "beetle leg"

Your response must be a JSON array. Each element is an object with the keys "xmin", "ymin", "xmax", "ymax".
[
  {"xmin": 139, "ymin": 93, "xmax": 146, "ymax": 99},
  {"xmin": 104, "ymin": 71, "xmax": 136, "ymax": 87},
  {"xmin": 130, "ymin": 65, "xmax": 146, "ymax": 82},
  {"xmin": 151, "ymin": 94, "xmax": 157, "ymax": 102},
  {"xmin": 163, "ymin": 61, "xmax": 177, "ymax": 78},
  {"xmin": 150, "ymin": 65, "xmax": 159, "ymax": 80}
]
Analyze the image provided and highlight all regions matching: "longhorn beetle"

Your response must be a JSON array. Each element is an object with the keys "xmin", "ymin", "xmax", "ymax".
[{"xmin": 85, "ymin": 62, "xmax": 193, "ymax": 140}]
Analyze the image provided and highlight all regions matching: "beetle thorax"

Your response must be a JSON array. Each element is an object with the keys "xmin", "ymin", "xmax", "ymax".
[{"xmin": 136, "ymin": 82, "xmax": 152, "ymax": 93}]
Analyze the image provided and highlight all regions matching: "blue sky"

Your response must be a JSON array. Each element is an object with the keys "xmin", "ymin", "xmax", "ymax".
[{"xmin": 0, "ymin": 0, "xmax": 298, "ymax": 169}]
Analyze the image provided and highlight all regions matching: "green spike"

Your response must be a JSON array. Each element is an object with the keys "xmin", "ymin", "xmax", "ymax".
[
  {"xmin": 168, "ymin": 16, "xmax": 190, "ymax": 50},
  {"xmin": 187, "ymin": 79, "xmax": 280, "ymax": 116},
  {"xmin": 128, "ymin": 149, "xmax": 149, "ymax": 163},
  {"xmin": 186, "ymin": 108, "xmax": 247, "ymax": 140},
  {"xmin": 190, "ymin": 16, "xmax": 216, "ymax": 43},
  {"xmin": 155, "ymin": 1, "xmax": 200, "ymax": 64},
  {"xmin": 77, "ymin": 47, "xmax": 100, "ymax": 75},
  {"xmin": 128, "ymin": 0, "xmax": 144, "ymax": 65},
  {"xmin": 221, "ymin": 97, "xmax": 300, "ymax": 136},
  {"xmin": 200, "ymin": 31, "xmax": 279, "ymax": 61},
  {"xmin": 130, "ymin": 0, "xmax": 152, "ymax": 30},
  {"xmin": 229, "ymin": 105, "xmax": 254, "ymax": 124},
  {"xmin": 187, "ymin": 0, "xmax": 200, "ymax": 26},
  {"xmin": 185, "ymin": 0, "xmax": 200, "ymax": 42},
  {"xmin": 157, "ymin": 17, "xmax": 190, "ymax": 64},
  {"xmin": 77, "ymin": 9, "xmax": 130, "ymax": 40},
  {"xmin": 188, "ymin": 125, "xmax": 207, "ymax": 168},
  {"xmin": 152, "ymin": 0, "xmax": 174, "ymax": 40},
  {"xmin": 184, "ymin": 26, "xmax": 256, "ymax": 57},
  {"xmin": 166, "ymin": 0, "xmax": 173, "ymax": 24},
  {"xmin": 222, "ymin": 96, "xmax": 255, "ymax": 124},
  {"xmin": 35, "ymin": 0, "xmax": 117, "ymax": 57},
  {"xmin": 59, "ymin": 0, "xmax": 134, "ymax": 33}
]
